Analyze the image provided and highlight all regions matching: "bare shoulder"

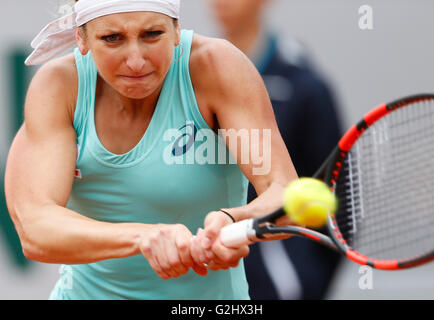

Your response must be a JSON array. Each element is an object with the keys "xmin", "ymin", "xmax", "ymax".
[
  {"xmin": 190, "ymin": 34, "xmax": 254, "ymax": 85},
  {"xmin": 190, "ymin": 33, "xmax": 243, "ymax": 65},
  {"xmin": 189, "ymin": 33, "xmax": 267, "ymax": 111},
  {"xmin": 26, "ymin": 53, "xmax": 78, "ymax": 124}
]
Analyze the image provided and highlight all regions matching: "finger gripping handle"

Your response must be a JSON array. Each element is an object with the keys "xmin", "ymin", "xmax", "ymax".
[{"xmin": 219, "ymin": 219, "xmax": 255, "ymax": 248}]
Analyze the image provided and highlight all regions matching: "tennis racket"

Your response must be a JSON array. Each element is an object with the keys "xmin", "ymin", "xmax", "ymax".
[{"xmin": 220, "ymin": 93, "xmax": 434, "ymax": 270}]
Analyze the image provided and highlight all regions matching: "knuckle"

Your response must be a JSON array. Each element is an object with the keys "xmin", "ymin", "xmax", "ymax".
[
  {"xmin": 140, "ymin": 243, "xmax": 152, "ymax": 256},
  {"xmin": 149, "ymin": 234, "xmax": 159, "ymax": 244},
  {"xmin": 177, "ymin": 240, "xmax": 189, "ymax": 251},
  {"xmin": 175, "ymin": 224, "xmax": 187, "ymax": 232},
  {"xmin": 219, "ymin": 252, "xmax": 232, "ymax": 264},
  {"xmin": 241, "ymin": 246, "xmax": 250, "ymax": 258},
  {"xmin": 159, "ymin": 227, "xmax": 171, "ymax": 236},
  {"xmin": 207, "ymin": 228, "xmax": 218, "ymax": 237},
  {"xmin": 205, "ymin": 250, "xmax": 215, "ymax": 260},
  {"xmin": 168, "ymin": 256, "xmax": 181, "ymax": 267}
]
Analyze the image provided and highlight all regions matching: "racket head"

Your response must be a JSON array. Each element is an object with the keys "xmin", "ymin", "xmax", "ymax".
[{"xmin": 321, "ymin": 94, "xmax": 434, "ymax": 270}]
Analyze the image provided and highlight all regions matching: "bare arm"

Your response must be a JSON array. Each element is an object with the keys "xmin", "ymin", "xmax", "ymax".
[
  {"xmin": 5, "ymin": 60, "xmax": 147, "ymax": 264},
  {"xmin": 5, "ymin": 59, "xmax": 152, "ymax": 264},
  {"xmin": 191, "ymin": 36, "xmax": 298, "ymax": 225},
  {"xmin": 189, "ymin": 36, "xmax": 298, "ymax": 269},
  {"xmin": 6, "ymin": 58, "xmax": 208, "ymax": 278}
]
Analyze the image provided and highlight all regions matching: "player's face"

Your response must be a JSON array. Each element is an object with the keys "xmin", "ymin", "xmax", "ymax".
[
  {"xmin": 210, "ymin": 0, "xmax": 267, "ymax": 32},
  {"xmin": 77, "ymin": 12, "xmax": 180, "ymax": 100}
]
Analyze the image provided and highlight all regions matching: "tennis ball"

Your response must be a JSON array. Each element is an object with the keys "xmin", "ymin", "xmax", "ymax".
[{"xmin": 282, "ymin": 178, "xmax": 337, "ymax": 229}]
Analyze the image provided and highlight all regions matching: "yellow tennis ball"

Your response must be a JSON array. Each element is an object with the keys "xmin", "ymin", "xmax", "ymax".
[{"xmin": 283, "ymin": 178, "xmax": 337, "ymax": 229}]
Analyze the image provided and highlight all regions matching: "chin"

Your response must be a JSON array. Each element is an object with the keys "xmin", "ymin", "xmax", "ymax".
[{"xmin": 117, "ymin": 83, "xmax": 160, "ymax": 100}]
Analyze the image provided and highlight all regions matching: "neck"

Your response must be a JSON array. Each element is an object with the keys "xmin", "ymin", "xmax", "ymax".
[
  {"xmin": 100, "ymin": 77, "xmax": 162, "ymax": 122},
  {"xmin": 223, "ymin": 19, "xmax": 262, "ymax": 55},
  {"xmin": 116, "ymin": 93, "xmax": 159, "ymax": 119}
]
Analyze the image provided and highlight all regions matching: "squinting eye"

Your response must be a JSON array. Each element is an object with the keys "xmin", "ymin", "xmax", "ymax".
[
  {"xmin": 146, "ymin": 31, "xmax": 164, "ymax": 38},
  {"xmin": 101, "ymin": 34, "xmax": 120, "ymax": 43}
]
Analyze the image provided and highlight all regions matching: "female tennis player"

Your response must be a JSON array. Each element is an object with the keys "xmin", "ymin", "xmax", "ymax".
[{"xmin": 4, "ymin": 0, "xmax": 297, "ymax": 299}]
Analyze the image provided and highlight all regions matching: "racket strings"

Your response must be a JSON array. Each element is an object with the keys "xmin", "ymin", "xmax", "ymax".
[
  {"xmin": 355, "ymin": 126, "xmax": 433, "ymax": 172},
  {"xmin": 340, "ymin": 164, "xmax": 434, "ymax": 226},
  {"xmin": 335, "ymin": 99, "xmax": 434, "ymax": 261},
  {"xmin": 339, "ymin": 199, "xmax": 434, "ymax": 236},
  {"xmin": 344, "ymin": 210, "xmax": 434, "ymax": 252}
]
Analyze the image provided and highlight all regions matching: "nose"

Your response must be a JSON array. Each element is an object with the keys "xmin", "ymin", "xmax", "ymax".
[{"xmin": 125, "ymin": 44, "xmax": 146, "ymax": 73}]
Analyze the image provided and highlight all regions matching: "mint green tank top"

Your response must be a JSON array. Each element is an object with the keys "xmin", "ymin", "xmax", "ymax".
[{"xmin": 49, "ymin": 30, "xmax": 250, "ymax": 300}]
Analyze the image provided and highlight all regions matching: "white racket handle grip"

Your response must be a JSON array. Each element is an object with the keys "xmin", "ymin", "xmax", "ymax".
[{"xmin": 220, "ymin": 219, "xmax": 256, "ymax": 248}]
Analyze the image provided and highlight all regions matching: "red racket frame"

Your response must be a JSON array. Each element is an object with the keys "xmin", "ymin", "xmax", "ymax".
[{"xmin": 324, "ymin": 94, "xmax": 434, "ymax": 269}]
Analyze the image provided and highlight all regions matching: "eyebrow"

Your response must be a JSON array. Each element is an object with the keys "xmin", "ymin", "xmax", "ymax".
[{"xmin": 96, "ymin": 24, "xmax": 167, "ymax": 35}]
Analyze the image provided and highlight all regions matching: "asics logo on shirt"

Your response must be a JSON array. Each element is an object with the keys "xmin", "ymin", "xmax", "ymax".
[
  {"xmin": 171, "ymin": 122, "xmax": 198, "ymax": 156},
  {"xmin": 162, "ymin": 121, "xmax": 272, "ymax": 175}
]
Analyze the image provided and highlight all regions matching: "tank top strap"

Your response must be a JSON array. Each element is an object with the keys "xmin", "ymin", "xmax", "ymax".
[
  {"xmin": 73, "ymin": 48, "xmax": 97, "ymax": 139},
  {"xmin": 176, "ymin": 29, "xmax": 212, "ymax": 131}
]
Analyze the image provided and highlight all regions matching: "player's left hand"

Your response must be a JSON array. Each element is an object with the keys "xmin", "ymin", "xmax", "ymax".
[{"xmin": 191, "ymin": 211, "xmax": 250, "ymax": 271}]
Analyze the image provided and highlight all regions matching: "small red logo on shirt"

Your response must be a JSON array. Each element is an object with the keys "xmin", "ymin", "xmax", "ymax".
[
  {"xmin": 75, "ymin": 169, "xmax": 82, "ymax": 179},
  {"xmin": 75, "ymin": 144, "xmax": 82, "ymax": 179}
]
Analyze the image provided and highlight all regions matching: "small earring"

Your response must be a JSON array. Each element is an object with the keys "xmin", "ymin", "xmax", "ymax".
[{"xmin": 174, "ymin": 43, "xmax": 184, "ymax": 63}]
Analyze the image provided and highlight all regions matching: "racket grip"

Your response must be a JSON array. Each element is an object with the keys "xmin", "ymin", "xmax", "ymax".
[{"xmin": 220, "ymin": 219, "xmax": 256, "ymax": 248}]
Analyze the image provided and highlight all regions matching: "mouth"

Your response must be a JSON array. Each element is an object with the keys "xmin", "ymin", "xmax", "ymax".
[{"xmin": 120, "ymin": 72, "xmax": 154, "ymax": 81}]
